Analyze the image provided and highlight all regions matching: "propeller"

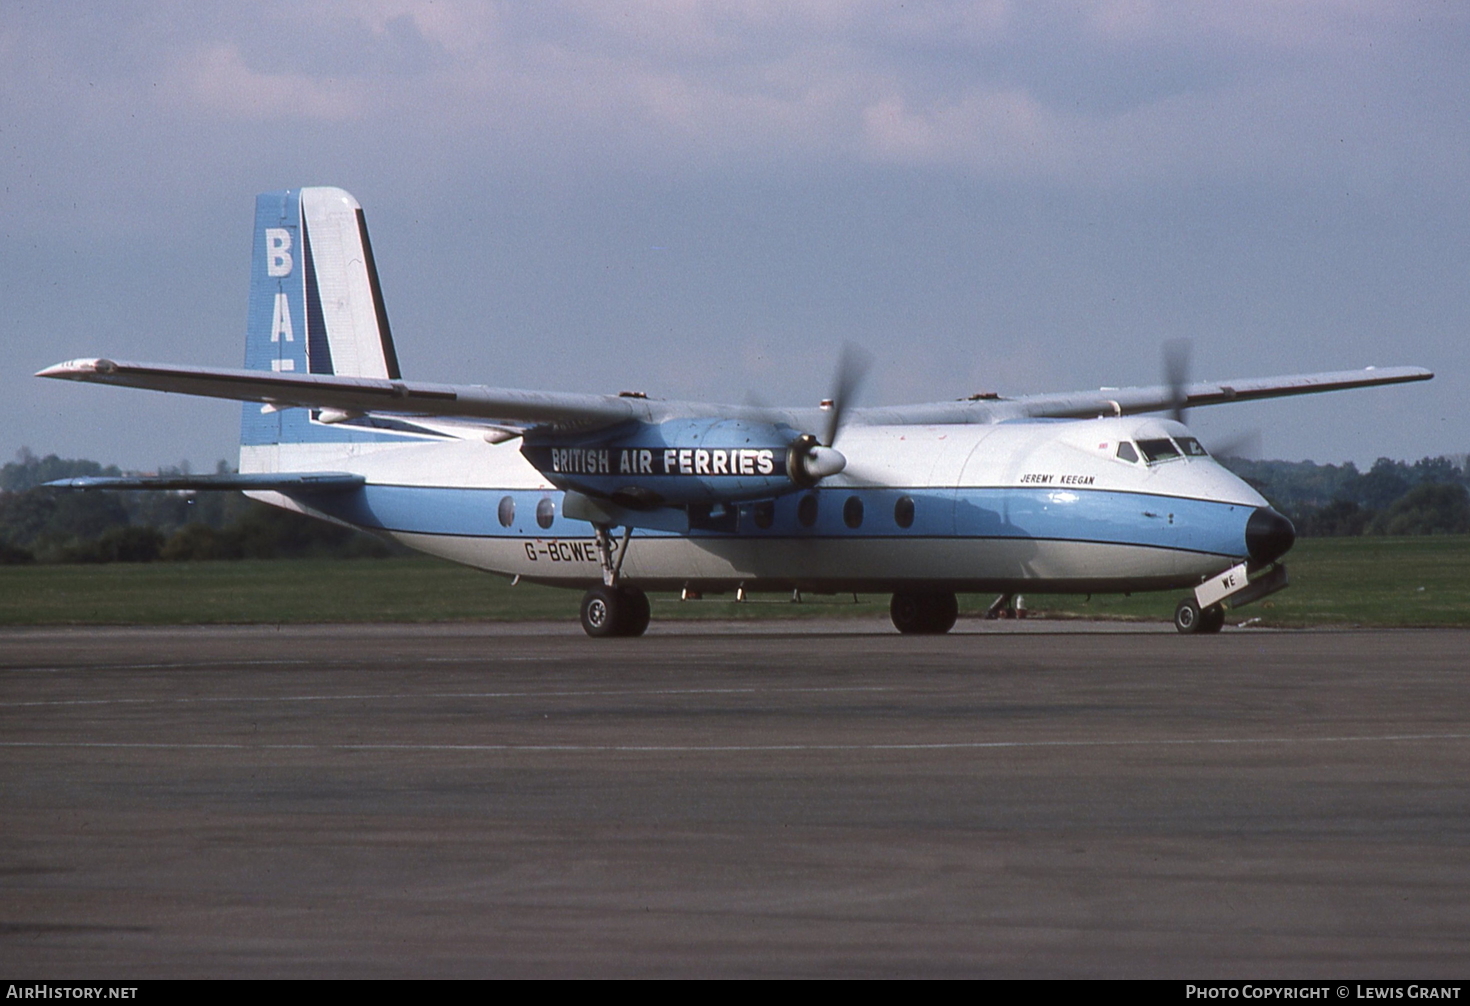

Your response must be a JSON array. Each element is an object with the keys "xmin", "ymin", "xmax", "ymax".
[
  {"xmin": 821, "ymin": 343, "xmax": 871, "ymax": 448},
  {"xmin": 789, "ymin": 344, "xmax": 871, "ymax": 487},
  {"xmin": 1159, "ymin": 339, "xmax": 1260, "ymax": 459},
  {"xmin": 1163, "ymin": 338, "xmax": 1191, "ymax": 425},
  {"xmin": 1207, "ymin": 429, "xmax": 1263, "ymax": 460}
]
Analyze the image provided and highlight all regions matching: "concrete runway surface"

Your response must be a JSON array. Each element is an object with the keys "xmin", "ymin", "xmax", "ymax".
[{"xmin": 2, "ymin": 619, "xmax": 1468, "ymax": 978}]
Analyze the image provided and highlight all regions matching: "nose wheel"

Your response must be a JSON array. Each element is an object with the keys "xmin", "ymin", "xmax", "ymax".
[{"xmin": 1174, "ymin": 597, "xmax": 1225, "ymax": 634}]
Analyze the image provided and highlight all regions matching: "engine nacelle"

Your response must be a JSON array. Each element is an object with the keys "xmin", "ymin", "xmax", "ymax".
[{"xmin": 522, "ymin": 419, "xmax": 845, "ymax": 508}]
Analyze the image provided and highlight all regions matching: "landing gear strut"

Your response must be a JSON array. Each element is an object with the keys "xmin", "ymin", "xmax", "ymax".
[
  {"xmin": 890, "ymin": 591, "xmax": 959, "ymax": 635},
  {"xmin": 580, "ymin": 524, "xmax": 650, "ymax": 638}
]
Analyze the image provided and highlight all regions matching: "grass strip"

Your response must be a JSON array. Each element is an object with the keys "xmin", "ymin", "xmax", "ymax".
[{"xmin": 0, "ymin": 536, "xmax": 1466, "ymax": 627}]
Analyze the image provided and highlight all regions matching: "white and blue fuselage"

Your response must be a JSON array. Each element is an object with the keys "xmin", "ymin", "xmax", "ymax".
[{"xmin": 243, "ymin": 414, "xmax": 1272, "ymax": 595}]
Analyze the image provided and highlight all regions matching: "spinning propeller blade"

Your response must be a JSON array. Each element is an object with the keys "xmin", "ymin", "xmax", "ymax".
[
  {"xmin": 1160, "ymin": 340, "xmax": 1261, "ymax": 458},
  {"xmin": 790, "ymin": 344, "xmax": 872, "ymax": 487},
  {"xmin": 1163, "ymin": 338, "xmax": 1191, "ymax": 425},
  {"xmin": 821, "ymin": 343, "xmax": 872, "ymax": 448}
]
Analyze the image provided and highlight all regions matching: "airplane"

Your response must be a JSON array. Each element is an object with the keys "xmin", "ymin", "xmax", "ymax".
[{"xmin": 39, "ymin": 186, "xmax": 1433, "ymax": 637}]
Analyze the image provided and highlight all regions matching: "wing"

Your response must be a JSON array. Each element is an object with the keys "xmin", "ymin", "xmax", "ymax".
[
  {"xmin": 1014, "ymin": 366, "xmax": 1434, "ymax": 419},
  {"xmin": 855, "ymin": 366, "xmax": 1433, "ymax": 425},
  {"xmin": 39, "ymin": 357, "xmax": 1432, "ymax": 432},
  {"xmin": 37, "ymin": 358, "xmax": 641, "ymax": 432}
]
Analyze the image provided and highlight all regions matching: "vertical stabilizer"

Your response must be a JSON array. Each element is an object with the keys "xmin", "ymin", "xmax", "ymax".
[{"xmin": 240, "ymin": 187, "xmax": 405, "ymax": 457}]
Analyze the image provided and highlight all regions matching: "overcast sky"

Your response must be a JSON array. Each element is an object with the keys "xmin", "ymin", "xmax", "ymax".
[{"xmin": 4, "ymin": 1, "xmax": 1467, "ymax": 470}]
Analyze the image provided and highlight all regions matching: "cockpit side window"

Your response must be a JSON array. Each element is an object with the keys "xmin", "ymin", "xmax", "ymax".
[
  {"xmin": 1115, "ymin": 441, "xmax": 1139, "ymax": 463},
  {"xmin": 1137, "ymin": 438, "xmax": 1181, "ymax": 464},
  {"xmin": 1176, "ymin": 437, "xmax": 1209, "ymax": 457}
]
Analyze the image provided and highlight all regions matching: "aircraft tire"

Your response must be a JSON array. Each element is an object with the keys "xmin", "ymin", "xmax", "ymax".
[
  {"xmin": 890, "ymin": 591, "xmax": 959, "ymax": 635},
  {"xmin": 581, "ymin": 585, "xmax": 625, "ymax": 638},
  {"xmin": 1174, "ymin": 598, "xmax": 1203, "ymax": 634},
  {"xmin": 619, "ymin": 586, "xmax": 651, "ymax": 637},
  {"xmin": 1200, "ymin": 603, "xmax": 1226, "ymax": 634}
]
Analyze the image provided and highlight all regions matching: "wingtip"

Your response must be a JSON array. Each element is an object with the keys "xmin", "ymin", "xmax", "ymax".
[{"xmin": 35, "ymin": 358, "xmax": 115, "ymax": 379}]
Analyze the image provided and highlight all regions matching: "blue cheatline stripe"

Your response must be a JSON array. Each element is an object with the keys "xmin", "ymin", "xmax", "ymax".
[{"xmin": 292, "ymin": 484, "xmax": 1253, "ymax": 558}]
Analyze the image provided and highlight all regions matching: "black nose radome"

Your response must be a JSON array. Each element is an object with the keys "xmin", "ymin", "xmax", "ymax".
[{"xmin": 1246, "ymin": 507, "xmax": 1295, "ymax": 564}]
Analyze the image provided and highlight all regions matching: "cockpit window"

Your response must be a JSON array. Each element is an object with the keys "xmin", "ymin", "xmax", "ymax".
[
  {"xmin": 1137, "ymin": 438, "xmax": 1181, "ymax": 464},
  {"xmin": 1115, "ymin": 441, "xmax": 1139, "ymax": 463},
  {"xmin": 1176, "ymin": 437, "xmax": 1209, "ymax": 457}
]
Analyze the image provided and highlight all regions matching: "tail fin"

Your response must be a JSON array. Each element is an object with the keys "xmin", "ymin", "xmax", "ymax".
[
  {"xmin": 244, "ymin": 187, "xmax": 400, "ymax": 379},
  {"xmin": 241, "ymin": 187, "xmax": 405, "ymax": 453}
]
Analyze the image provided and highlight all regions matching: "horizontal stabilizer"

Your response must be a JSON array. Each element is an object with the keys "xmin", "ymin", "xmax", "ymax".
[{"xmin": 45, "ymin": 472, "xmax": 366, "ymax": 492}]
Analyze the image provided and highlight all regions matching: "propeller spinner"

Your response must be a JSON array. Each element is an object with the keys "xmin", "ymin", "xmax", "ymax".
[{"xmin": 788, "ymin": 344, "xmax": 871, "ymax": 488}]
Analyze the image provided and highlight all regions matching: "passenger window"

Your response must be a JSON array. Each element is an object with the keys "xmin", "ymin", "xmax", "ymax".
[
  {"xmin": 1137, "ymin": 438, "xmax": 1181, "ymax": 464},
  {"xmin": 843, "ymin": 496, "xmax": 864, "ymax": 529},
  {"xmin": 1115, "ymin": 442, "xmax": 1139, "ymax": 464},
  {"xmin": 498, "ymin": 496, "xmax": 515, "ymax": 527},
  {"xmin": 894, "ymin": 496, "xmax": 915, "ymax": 529},
  {"xmin": 536, "ymin": 497, "xmax": 555, "ymax": 529},
  {"xmin": 797, "ymin": 494, "xmax": 819, "ymax": 528}
]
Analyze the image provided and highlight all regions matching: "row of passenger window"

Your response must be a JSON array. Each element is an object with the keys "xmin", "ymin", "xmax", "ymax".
[{"xmin": 495, "ymin": 493, "xmax": 919, "ymax": 531}]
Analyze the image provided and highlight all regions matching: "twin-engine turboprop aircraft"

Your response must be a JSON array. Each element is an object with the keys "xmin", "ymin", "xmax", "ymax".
[{"xmin": 40, "ymin": 187, "xmax": 1432, "ymax": 636}]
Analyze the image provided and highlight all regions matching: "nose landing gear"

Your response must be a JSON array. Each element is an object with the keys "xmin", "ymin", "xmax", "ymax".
[{"xmin": 1173, "ymin": 597, "xmax": 1226, "ymax": 635}]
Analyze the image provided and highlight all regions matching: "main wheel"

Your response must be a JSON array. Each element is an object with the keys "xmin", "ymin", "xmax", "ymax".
[
  {"xmin": 890, "ymin": 591, "xmax": 959, "ymax": 635},
  {"xmin": 620, "ymin": 586, "xmax": 651, "ymax": 637},
  {"xmin": 1174, "ymin": 597, "xmax": 1203, "ymax": 634},
  {"xmin": 581, "ymin": 585, "xmax": 624, "ymax": 638},
  {"xmin": 580, "ymin": 585, "xmax": 651, "ymax": 638}
]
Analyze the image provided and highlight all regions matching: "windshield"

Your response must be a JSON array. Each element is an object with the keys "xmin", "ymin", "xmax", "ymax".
[
  {"xmin": 1176, "ymin": 437, "xmax": 1209, "ymax": 457},
  {"xmin": 1137, "ymin": 438, "xmax": 1181, "ymax": 463}
]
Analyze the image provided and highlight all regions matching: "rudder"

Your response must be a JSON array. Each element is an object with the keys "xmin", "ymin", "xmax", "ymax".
[{"xmin": 240, "ymin": 187, "xmax": 405, "ymax": 455}]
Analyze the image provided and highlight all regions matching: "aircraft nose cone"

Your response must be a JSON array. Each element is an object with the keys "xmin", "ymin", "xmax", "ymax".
[{"xmin": 1246, "ymin": 507, "xmax": 1295, "ymax": 564}]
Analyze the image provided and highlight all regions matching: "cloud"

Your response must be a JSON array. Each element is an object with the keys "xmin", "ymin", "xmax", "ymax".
[
  {"xmin": 7, "ymin": 0, "xmax": 1463, "ymax": 189},
  {"xmin": 175, "ymin": 44, "xmax": 365, "ymax": 121}
]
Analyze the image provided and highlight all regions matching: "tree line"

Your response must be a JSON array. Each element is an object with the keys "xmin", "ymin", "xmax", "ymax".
[
  {"xmin": 2, "ymin": 448, "xmax": 1468, "ymax": 565},
  {"xmin": 1219, "ymin": 455, "xmax": 1470, "ymax": 536},
  {"xmin": 0, "ymin": 449, "xmax": 399, "ymax": 564}
]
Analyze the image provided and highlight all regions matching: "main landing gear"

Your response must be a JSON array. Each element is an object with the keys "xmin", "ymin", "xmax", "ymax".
[
  {"xmin": 579, "ymin": 524, "xmax": 650, "ymax": 638},
  {"xmin": 890, "ymin": 591, "xmax": 958, "ymax": 635},
  {"xmin": 580, "ymin": 583, "xmax": 651, "ymax": 638}
]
